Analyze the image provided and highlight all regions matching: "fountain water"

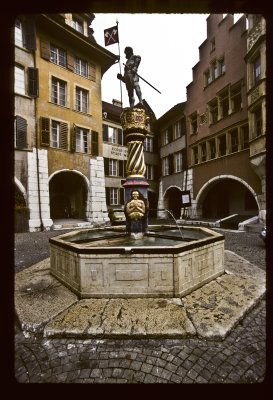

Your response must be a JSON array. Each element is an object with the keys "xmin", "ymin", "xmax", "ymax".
[
  {"xmin": 164, "ymin": 209, "xmax": 184, "ymax": 239},
  {"xmin": 50, "ymin": 106, "xmax": 225, "ymax": 299}
]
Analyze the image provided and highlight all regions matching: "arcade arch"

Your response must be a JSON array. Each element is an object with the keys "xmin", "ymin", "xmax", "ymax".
[{"xmin": 49, "ymin": 170, "xmax": 88, "ymax": 219}]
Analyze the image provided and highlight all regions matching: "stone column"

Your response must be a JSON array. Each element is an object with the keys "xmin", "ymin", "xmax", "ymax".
[{"xmin": 121, "ymin": 106, "xmax": 150, "ymax": 238}]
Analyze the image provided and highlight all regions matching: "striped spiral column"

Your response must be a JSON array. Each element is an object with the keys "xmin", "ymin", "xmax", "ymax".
[{"xmin": 126, "ymin": 140, "xmax": 146, "ymax": 177}]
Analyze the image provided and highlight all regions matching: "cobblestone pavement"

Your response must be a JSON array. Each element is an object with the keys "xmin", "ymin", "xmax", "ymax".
[{"xmin": 14, "ymin": 227, "xmax": 268, "ymax": 384}]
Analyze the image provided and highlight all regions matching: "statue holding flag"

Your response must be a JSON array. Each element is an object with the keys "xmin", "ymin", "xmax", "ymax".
[{"xmin": 117, "ymin": 47, "xmax": 143, "ymax": 108}]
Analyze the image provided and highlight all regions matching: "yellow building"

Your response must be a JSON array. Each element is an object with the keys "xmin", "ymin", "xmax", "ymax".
[{"xmin": 14, "ymin": 13, "xmax": 117, "ymax": 231}]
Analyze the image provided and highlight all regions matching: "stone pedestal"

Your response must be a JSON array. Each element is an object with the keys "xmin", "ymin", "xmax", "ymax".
[{"xmin": 120, "ymin": 106, "xmax": 150, "ymax": 237}]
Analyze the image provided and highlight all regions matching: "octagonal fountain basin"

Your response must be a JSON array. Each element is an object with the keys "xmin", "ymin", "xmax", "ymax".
[{"xmin": 49, "ymin": 225, "xmax": 224, "ymax": 299}]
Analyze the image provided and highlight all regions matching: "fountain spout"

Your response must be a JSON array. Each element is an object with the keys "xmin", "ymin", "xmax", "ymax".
[{"xmin": 165, "ymin": 209, "xmax": 184, "ymax": 239}]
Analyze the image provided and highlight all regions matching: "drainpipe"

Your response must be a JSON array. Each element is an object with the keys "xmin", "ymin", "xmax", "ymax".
[{"xmin": 33, "ymin": 44, "xmax": 44, "ymax": 231}]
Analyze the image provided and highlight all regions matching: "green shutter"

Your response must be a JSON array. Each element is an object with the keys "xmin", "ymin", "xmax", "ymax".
[
  {"xmin": 91, "ymin": 131, "xmax": 99, "ymax": 156},
  {"xmin": 67, "ymin": 52, "xmax": 74, "ymax": 71},
  {"xmin": 60, "ymin": 122, "xmax": 68, "ymax": 150},
  {"xmin": 28, "ymin": 67, "xmax": 39, "ymax": 97},
  {"xmin": 40, "ymin": 39, "xmax": 50, "ymax": 60},
  {"xmin": 70, "ymin": 125, "xmax": 76, "ymax": 152},
  {"xmin": 89, "ymin": 62, "xmax": 96, "ymax": 82},
  {"xmin": 103, "ymin": 124, "xmax": 108, "ymax": 141},
  {"xmin": 40, "ymin": 117, "xmax": 50, "ymax": 146},
  {"xmin": 16, "ymin": 116, "xmax": 27, "ymax": 148},
  {"xmin": 24, "ymin": 18, "xmax": 36, "ymax": 50}
]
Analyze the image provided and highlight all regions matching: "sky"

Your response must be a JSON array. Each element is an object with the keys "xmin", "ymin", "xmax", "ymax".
[{"xmin": 92, "ymin": 13, "xmax": 244, "ymax": 119}]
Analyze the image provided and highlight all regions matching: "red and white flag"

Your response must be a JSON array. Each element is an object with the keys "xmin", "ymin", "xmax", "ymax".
[{"xmin": 104, "ymin": 25, "xmax": 119, "ymax": 46}]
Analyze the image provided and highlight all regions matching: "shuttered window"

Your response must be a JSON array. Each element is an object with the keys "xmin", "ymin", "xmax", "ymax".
[
  {"xmin": 103, "ymin": 124, "xmax": 108, "ymax": 141},
  {"xmin": 50, "ymin": 44, "xmax": 66, "ymax": 67},
  {"xmin": 51, "ymin": 121, "xmax": 68, "ymax": 150},
  {"xmin": 15, "ymin": 65, "xmax": 25, "ymax": 95},
  {"xmin": 75, "ymin": 87, "xmax": 88, "ymax": 113},
  {"xmin": 51, "ymin": 77, "xmax": 66, "ymax": 106},
  {"xmin": 28, "ymin": 67, "xmax": 38, "ymax": 97},
  {"xmin": 15, "ymin": 116, "xmax": 27, "ymax": 148},
  {"xmin": 75, "ymin": 57, "xmax": 88, "ymax": 78}
]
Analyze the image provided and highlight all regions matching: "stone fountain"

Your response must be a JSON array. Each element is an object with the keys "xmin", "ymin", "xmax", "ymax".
[{"xmin": 50, "ymin": 106, "xmax": 225, "ymax": 299}]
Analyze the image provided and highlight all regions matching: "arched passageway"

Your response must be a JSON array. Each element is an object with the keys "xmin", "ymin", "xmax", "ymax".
[
  {"xmin": 49, "ymin": 171, "xmax": 88, "ymax": 219},
  {"xmin": 164, "ymin": 187, "xmax": 182, "ymax": 219},
  {"xmin": 201, "ymin": 179, "xmax": 258, "ymax": 219}
]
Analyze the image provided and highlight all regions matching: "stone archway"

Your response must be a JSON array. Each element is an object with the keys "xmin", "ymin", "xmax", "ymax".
[
  {"xmin": 196, "ymin": 176, "xmax": 259, "ymax": 220},
  {"xmin": 49, "ymin": 170, "xmax": 88, "ymax": 219}
]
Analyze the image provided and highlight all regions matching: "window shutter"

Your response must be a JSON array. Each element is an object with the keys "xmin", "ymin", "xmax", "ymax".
[
  {"xmin": 40, "ymin": 117, "xmax": 50, "ymax": 146},
  {"xmin": 118, "ymin": 128, "xmax": 123, "ymax": 145},
  {"xmin": 168, "ymin": 126, "xmax": 173, "ymax": 143},
  {"xmin": 106, "ymin": 187, "xmax": 110, "ymax": 206},
  {"xmin": 104, "ymin": 158, "xmax": 109, "ymax": 175},
  {"xmin": 28, "ymin": 67, "xmax": 39, "ymax": 97},
  {"xmin": 119, "ymin": 160, "xmax": 124, "ymax": 177},
  {"xmin": 120, "ymin": 188, "xmax": 125, "ymax": 205},
  {"xmin": 16, "ymin": 116, "xmax": 27, "ymax": 148},
  {"xmin": 182, "ymin": 148, "xmax": 187, "ymax": 170},
  {"xmin": 103, "ymin": 124, "xmax": 108, "ymax": 142},
  {"xmin": 24, "ymin": 18, "xmax": 36, "ymax": 50},
  {"xmin": 169, "ymin": 154, "xmax": 174, "ymax": 175},
  {"xmin": 40, "ymin": 39, "xmax": 50, "ymax": 60},
  {"xmin": 60, "ymin": 122, "xmax": 68, "ymax": 150},
  {"xmin": 67, "ymin": 52, "xmax": 74, "ymax": 71},
  {"xmin": 91, "ymin": 130, "xmax": 99, "ymax": 156},
  {"xmin": 70, "ymin": 125, "xmax": 76, "ymax": 152},
  {"xmin": 89, "ymin": 62, "xmax": 96, "ymax": 82}
]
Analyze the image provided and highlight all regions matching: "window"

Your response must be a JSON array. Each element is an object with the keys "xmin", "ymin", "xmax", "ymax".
[
  {"xmin": 253, "ymin": 106, "xmax": 262, "ymax": 137},
  {"xmin": 14, "ymin": 65, "xmax": 25, "ymax": 95},
  {"xmin": 75, "ymin": 87, "xmax": 88, "ymax": 113},
  {"xmin": 109, "ymin": 159, "xmax": 118, "ymax": 176},
  {"xmin": 212, "ymin": 61, "xmax": 218, "ymax": 80},
  {"xmin": 219, "ymin": 91, "xmax": 229, "ymax": 118},
  {"xmin": 200, "ymin": 143, "xmax": 207, "ymax": 162},
  {"xmin": 209, "ymin": 139, "xmax": 216, "ymax": 159},
  {"xmin": 15, "ymin": 116, "xmax": 27, "ymax": 148},
  {"xmin": 241, "ymin": 125, "xmax": 249, "ymax": 149},
  {"xmin": 50, "ymin": 45, "xmax": 66, "ymax": 67},
  {"xmin": 52, "ymin": 120, "xmax": 60, "ymax": 148},
  {"xmin": 51, "ymin": 77, "xmax": 67, "ymax": 106},
  {"xmin": 108, "ymin": 126, "xmax": 118, "ymax": 144},
  {"xmin": 174, "ymin": 152, "xmax": 183, "ymax": 172},
  {"xmin": 174, "ymin": 121, "xmax": 182, "ymax": 139},
  {"xmin": 219, "ymin": 58, "xmax": 225, "ymax": 75},
  {"xmin": 230, "ymin": 129, "xmax": 238, "ymax": 153},
  {"xmin": 144, "ymin": 136, "xmax": 153, "ymax": 152},
  {"xmin": 162, "ymin": 157, "xmax": 169, "ymax": 176},
  {"xmin": 231, "ymin": 83, "xmax": 242, "ymax": 113},
  {"xmin": 254, "ymin": 55, "xmax": 261, "ymax": 85},
  {"xmin": 110, "ymin": 188, "xmax": 118, "ymax": 205},
  {"xmin": 74, "ymin": 57, "xmax": 88, "ymax": 78},
  {"xmin": 192, "ymin": 147, "xmax": 198, "ymax": 164},
  {"xmin": 190, "ymin": 113, "xmax": 198, "ymax": 134},
  {"xmin": 209, "ymin": 100, "xmax": 218, "ymax": 124},
  {"xmin": 76, "ymin": 127, "xmax": 88, "ymax": 153},
  {"xmin": 72, "ymin": 16, "xmax": 84, "ymax": 33},
  {"xmin": 162, "ymin": 129, "xmax": 170, "ymax": 145},
  {"xmin": 39, "ymin": 117, "xmax": 68, "ymax": 149},
  {"xmin": 145, "ymin": 164, "xmax": 154, "ymax": 180},
  {"xmin": 218, "ymin": 135, "xmax": 226, "ymax": 156},
  {"xmin": 15, "ymin": 19, "xmax": 23, "ymax": 47}
]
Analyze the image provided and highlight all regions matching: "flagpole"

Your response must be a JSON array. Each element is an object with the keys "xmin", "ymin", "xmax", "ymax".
[{"xmin": 116, "ymin": 19, "xmax": 123, "ymax": 108}]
